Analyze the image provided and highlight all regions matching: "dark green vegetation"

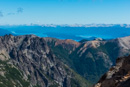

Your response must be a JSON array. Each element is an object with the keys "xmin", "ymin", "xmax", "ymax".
[
  {"xmin": 0, "ymin": 60, "xmax": 30, "ymax": 87},
  {"xmin": 47, "ymin": 41, "xmax": 73, "ymax": 67},
  {"xmin": 46, "ymin": 38, "xmax": 130, "ymax": 84},
  {"xmin": 65, "ymin": 65, "xmax": 92, "ymax": 87},
  {"xmin": 0, "ymin": 56, "xmax": 91, "ymax": 87},
  {"xmin": 69, "ymin": 42, "xmax": 119, "ymax": 83}
]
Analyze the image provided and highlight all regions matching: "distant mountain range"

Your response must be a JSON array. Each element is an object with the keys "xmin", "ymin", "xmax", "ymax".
[
  {"xmin": 0, "ymin": 24, "xmax": 130, "ymax": 41},
  {"xmin": 1, "ymin": 24, "xmax": 130, "ymax": 28},
  {"xmin": 0, "ymin": 29, "xmax": 15, "ymax": 36}
]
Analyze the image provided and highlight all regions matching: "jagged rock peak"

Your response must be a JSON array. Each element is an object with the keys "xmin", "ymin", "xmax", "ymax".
[
  {"xmin": 94, "ymin": 55, "xmax": 130, "ymax": 87},
  {"xmin": 0, "ymin": 34, "xmax": 90, "ymax": 87}
]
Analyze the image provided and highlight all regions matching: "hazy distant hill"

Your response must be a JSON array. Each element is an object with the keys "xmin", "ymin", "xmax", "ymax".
[
  {"xmin": 1, "ymin": 25, "xmax": 130, "ymax": 41},
  {"xmin": 0, "ymin": 29, "xmax": 14, "ymax": 36}
]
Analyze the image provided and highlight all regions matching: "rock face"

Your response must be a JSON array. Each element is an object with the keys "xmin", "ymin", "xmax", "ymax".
[
  {"xmin": 94, "ymin": 55, "xmax": 130, "ymax": 87},
  {"xmin": 44, "ymin": 36, "xmax": 130, "ymax": 84},
  {"xmin": 1, "ymin": 34, "xmax": 130, "ymax": 87},
  {"xmin": 0, "ymin": 35, "xmax": 90, "ymax": 87}
]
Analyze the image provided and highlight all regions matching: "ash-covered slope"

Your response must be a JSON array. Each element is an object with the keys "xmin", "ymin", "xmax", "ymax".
[
  {"xmin": 0, "ymin": 35, "xmax": 90, "ymax": 87},
  {"xmin": 94, "ymin": 55, "xmax": 130, "ymax": 87}
]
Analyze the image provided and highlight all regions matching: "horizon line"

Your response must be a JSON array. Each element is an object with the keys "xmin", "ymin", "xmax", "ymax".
[{"xmin": 0, "ymin": 23, "xmax": 130, "ymax": 26}]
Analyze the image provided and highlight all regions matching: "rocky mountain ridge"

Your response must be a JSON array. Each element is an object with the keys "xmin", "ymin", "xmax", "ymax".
[
  {"xmin": 0, "ymin": 34, "xmax": 130, "ymax": 87},
  {"xmin": 0, "ymin": 35, "xmax": 90, "ymax": 87}
]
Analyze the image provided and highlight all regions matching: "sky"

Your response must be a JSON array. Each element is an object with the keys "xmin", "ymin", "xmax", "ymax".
[{"xmin": 0, "ymin": 0, "xmax": 130, "ymax": 25}]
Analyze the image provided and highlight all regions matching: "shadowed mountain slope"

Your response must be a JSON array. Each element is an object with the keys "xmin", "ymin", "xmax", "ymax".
[{"xmin": 44, "ymin": 36, "xmax": 130, "ymax": 84}]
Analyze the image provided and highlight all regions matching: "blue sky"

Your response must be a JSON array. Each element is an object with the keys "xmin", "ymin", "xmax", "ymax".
[{"xmin": 0, "ymin": 0, "xmax": 130, "ymax": 25}]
